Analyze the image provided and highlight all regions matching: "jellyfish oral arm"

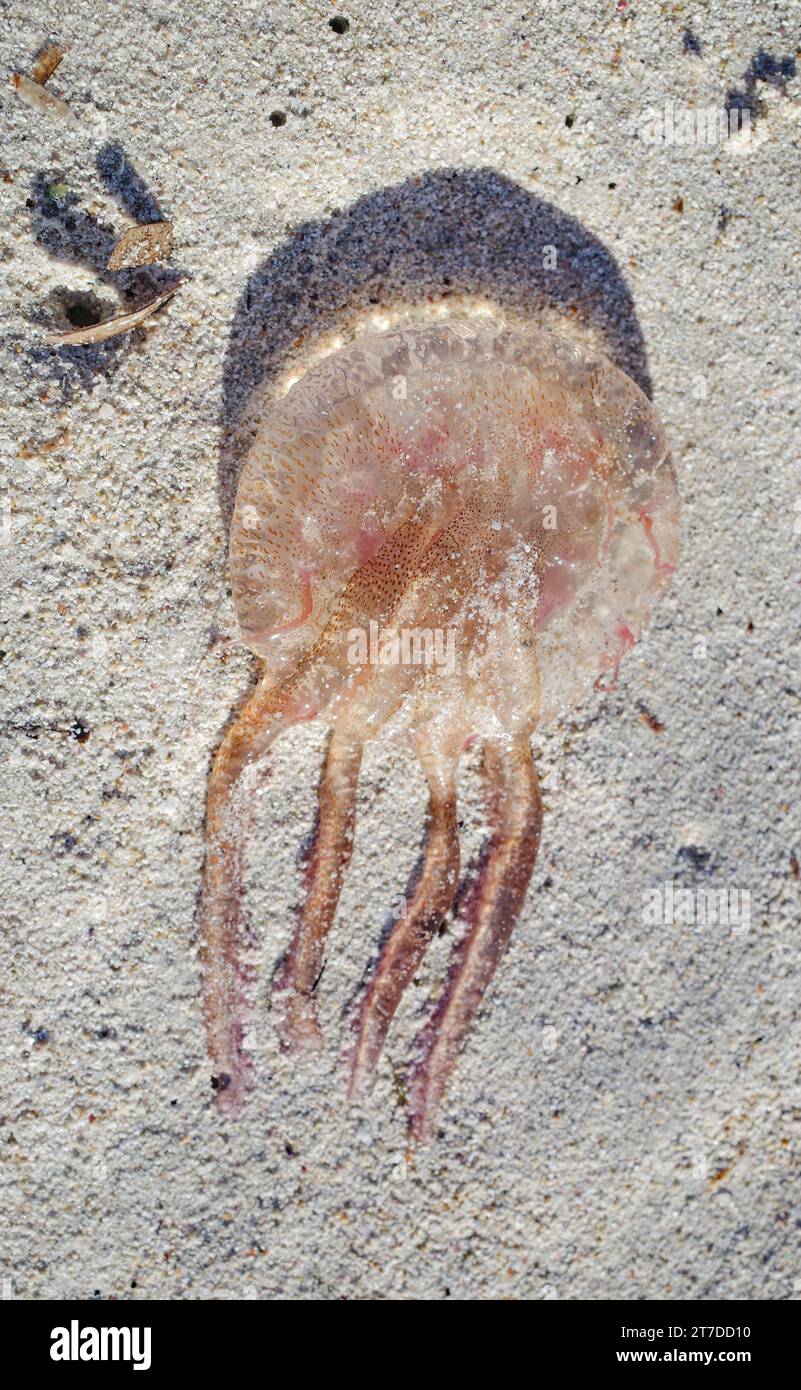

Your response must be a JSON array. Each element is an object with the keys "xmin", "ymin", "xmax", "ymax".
[
  {"xmin": 408, "ymin": 732, "xmax": 542, "ymax": 1143},
  {"xmin": 199, "ymin": 676, "xmax": 312, "ymax": 1113},
  {"xmin": 273, "ymin": 719, "xmax": 363, "ymax": 1054},
  {"xmin": 348, "ymin": 737, "xmax": 461, "ymax": 1100}
]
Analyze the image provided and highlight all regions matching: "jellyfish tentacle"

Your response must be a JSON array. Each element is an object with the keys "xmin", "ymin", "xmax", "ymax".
[
  {"xmin": 408, "ymin": 732, "xmax": 542, "ymax": 1144},
  {"xmin": 200, "ymin": 655, "xmax": 329, "ymax": 1113},
  {"xmin": 348, "ymin": 738, "xmax": 460, "ymax": 1100},
  {"xmin": 273, "ymin": 718, "xmax": 364, "ymax": 1055},
  {"xmin": 199, "ymin": 673, "xmax": 302, "ymax": 1115}
]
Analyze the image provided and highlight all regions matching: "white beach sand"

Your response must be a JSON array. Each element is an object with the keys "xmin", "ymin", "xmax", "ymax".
[{"xmin": 1, "ymin": 0, "xmax": 800, "ymax": 1300}]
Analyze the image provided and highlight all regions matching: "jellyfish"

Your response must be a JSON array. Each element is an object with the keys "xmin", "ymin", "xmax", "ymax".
[{"xmin": 198, "ymin": 316, "xmax": 679, "ymax": 1142}]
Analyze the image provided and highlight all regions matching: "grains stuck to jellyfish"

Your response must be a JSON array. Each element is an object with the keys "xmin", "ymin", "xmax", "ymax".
[{"xmin": 199, "ymin": 316, "xmax": 679, "ymax": 1141}]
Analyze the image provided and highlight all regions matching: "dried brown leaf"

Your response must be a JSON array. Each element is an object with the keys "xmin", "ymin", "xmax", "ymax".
[
  {"xmin": 11, "ymin": 72, "xmax": 78, "ymax": 124},
  {"xmin": 31, "ymin": 43, "xmax": 64, "ymax": 85},
  {"xmin": 46, "ymin": 282, "xmax": 183, "ymax": 347},
  {"xmin": 108, "ymin": 222, "xmax": 174, "ymax": 271}
]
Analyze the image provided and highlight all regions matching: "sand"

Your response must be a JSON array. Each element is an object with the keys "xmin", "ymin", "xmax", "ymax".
[{"xmin": 1, "ymin": 0, "xmax": 800, "ymax": 1300}]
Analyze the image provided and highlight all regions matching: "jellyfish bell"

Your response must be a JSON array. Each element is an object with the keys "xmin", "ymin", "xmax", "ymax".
[{"xmin": 231, "ymin": 318, "xmax": 677, "ymax": 734}]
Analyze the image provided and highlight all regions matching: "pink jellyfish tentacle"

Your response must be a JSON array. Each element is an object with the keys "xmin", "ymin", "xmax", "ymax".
[
  {"xmin": 273, "ymin": 716, "xmax": 364, "ymax": 1055},
  {"xmin": 639, "ymin": 508, "xmax": 677, "ymax": 579},
  {"xmin": 348, "ymin": 734, "xmax": 461, "ymax": 1101},
  {"xmin": 594, "ymin": 620, "xmax": 637, "ymax": 692},
  {"xmin": 199, "ymin": 674, "xmax": 316, "ymax": 1115},
  {"xmin": 408, "ymin": 730, "xmax": 542, "ymax": 1144}
]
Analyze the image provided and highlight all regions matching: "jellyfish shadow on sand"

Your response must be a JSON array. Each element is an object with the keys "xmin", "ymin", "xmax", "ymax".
[{"xmin": 218, "ymin": 166, "xmax": 652, "ymax": 526}]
